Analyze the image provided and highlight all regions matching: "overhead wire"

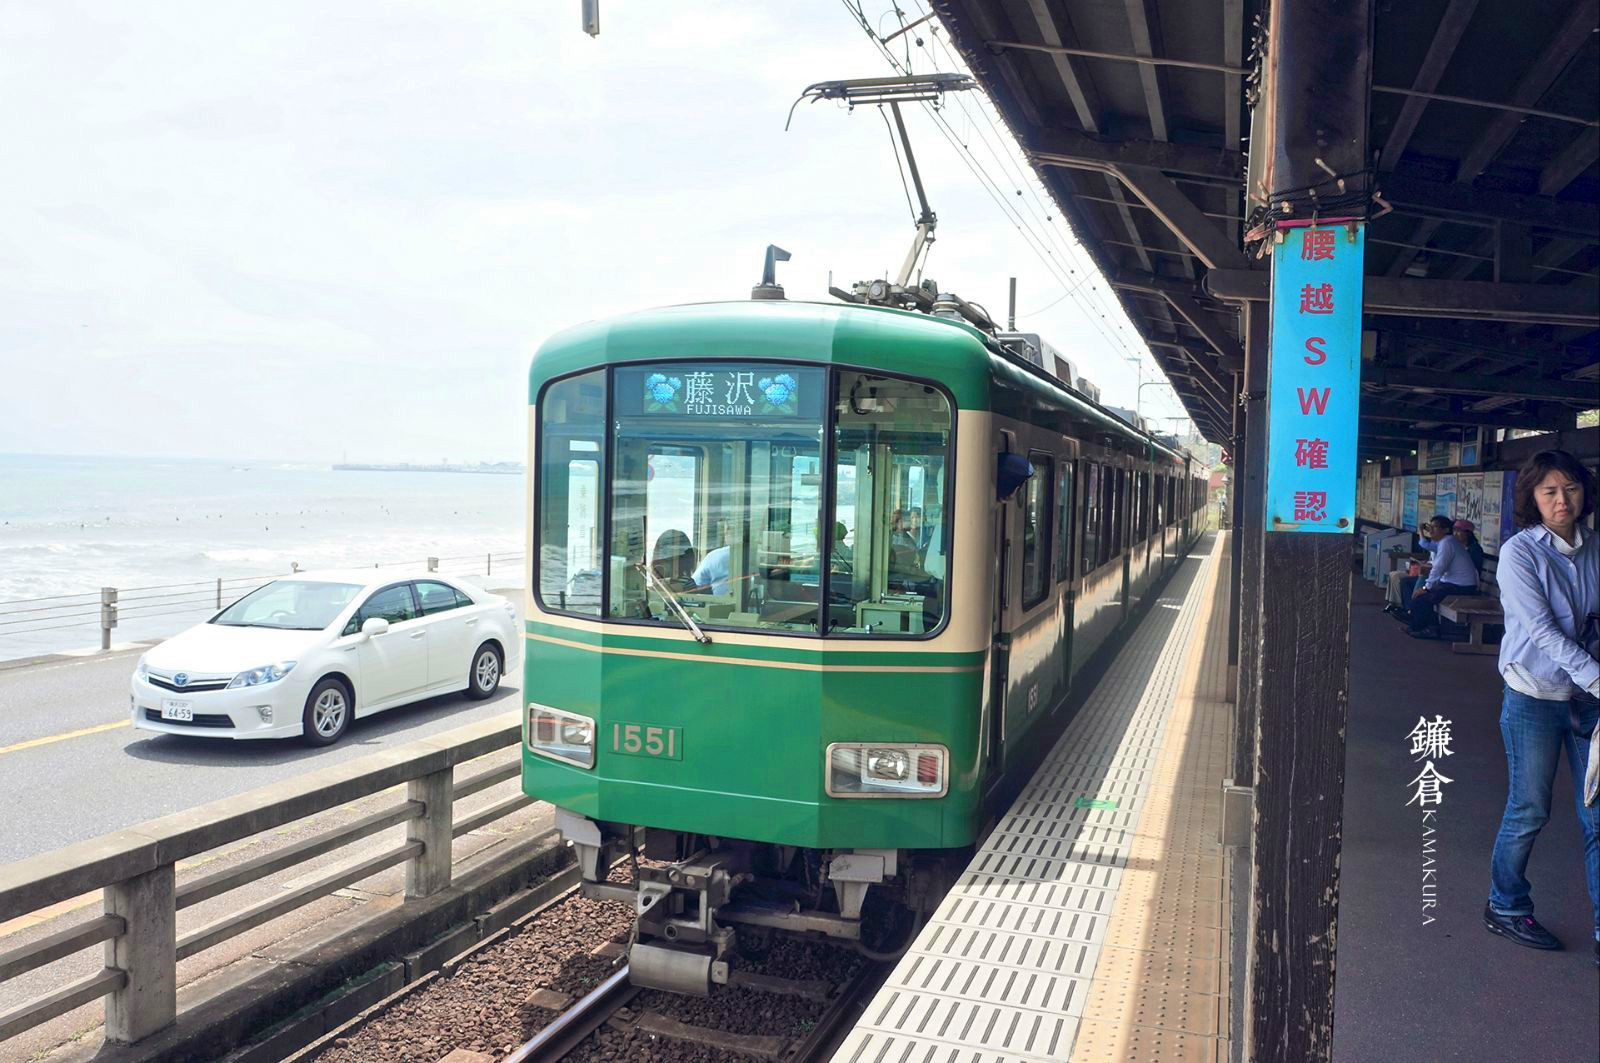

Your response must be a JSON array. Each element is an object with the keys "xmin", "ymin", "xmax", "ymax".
[
  {"xmin": 901, "ymin": 6, "xmax": 1153, "ymax": 368},
  {"xmin": 838, "ymin": 1, "xmax": 1148, "ymax": 371},
  {"xmin": 878, "ymin": 1, "xmax": 1199, "ymax": 425}
]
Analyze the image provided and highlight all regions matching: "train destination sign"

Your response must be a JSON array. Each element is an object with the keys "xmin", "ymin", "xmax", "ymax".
[
  {"xmin": 615, "ymin": 363, "xmax": 825, "ymax": 421},
  {"xmin": 1265, "ymin": 223, "xmax": 1364, "ymax": 533}
]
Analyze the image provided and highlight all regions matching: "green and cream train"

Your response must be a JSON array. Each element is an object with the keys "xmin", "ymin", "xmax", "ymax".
[{"xmin": 522, "ymin": 297, "xmax": 1206, "ymax": 993}]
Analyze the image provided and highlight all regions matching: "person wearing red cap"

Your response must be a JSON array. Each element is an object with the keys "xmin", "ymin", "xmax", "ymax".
[
  {"xmin": 1408, "ymin": 514, "xmax": 1483, "ymax": 637},
  {"xmin": 1453, "ymin": 518, "xmax": 1485, "ymax": 576}
]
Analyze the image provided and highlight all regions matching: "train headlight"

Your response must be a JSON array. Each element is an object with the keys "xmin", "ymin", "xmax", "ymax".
[
  {"xmin": 526, "ymin": 702, "xmax": 595, "ymax": 769},
  {"xmin": 826, "ymin": 743, "xmax": 947, "ymax": 798},
  {"xmin": 866, "ymin": 749, "xmax": 909, "ymax": 780}
]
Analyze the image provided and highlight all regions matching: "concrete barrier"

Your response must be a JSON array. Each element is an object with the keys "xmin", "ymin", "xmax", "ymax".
[{"xmin": 0, "ymin": 713, "xmax": 542, "ymax": 1052}]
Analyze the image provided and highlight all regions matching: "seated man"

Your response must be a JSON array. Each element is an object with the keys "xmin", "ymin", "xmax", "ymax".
[
  {"xmin": 1407, "ymin": 514, "xmax": 1481, "ymax": 638},
  {"xmin": 1385, "ymin": 515, "xmax": 1450, "ymax": 615}
]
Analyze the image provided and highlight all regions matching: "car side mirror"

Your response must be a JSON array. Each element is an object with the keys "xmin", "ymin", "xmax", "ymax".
[{"xmin": 361, "ymin": 617, "xmax": 390, "ymax": 638}]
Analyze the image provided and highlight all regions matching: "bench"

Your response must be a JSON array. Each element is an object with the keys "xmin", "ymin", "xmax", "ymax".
[{"xmin": 1438, "ymin": 595, "xmax": 1503, "ymax": 655}]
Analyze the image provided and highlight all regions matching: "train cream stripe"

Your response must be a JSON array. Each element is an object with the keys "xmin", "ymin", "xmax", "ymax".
[
  {"xmin": 521, "ymin": 630, "xmax": 983, "ymax": 673},
  {"xmin": 522, "ymin": 609, "xmax": 990, "ymax": 656}
]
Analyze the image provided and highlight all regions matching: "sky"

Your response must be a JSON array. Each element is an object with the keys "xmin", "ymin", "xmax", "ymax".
[{"xmin": 0, "ymin": 0, "xmax": 1192, "ymax": 464}]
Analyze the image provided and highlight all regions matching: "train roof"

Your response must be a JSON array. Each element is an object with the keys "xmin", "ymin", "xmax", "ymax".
[{"xmin": 530, "ymin": 300, "xmax": 1190, "ymax": 465}]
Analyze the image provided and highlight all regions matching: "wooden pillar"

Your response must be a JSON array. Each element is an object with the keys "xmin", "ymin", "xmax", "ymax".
[
  {"xmin": 1233, "ymin": 303, "xmax": 1269, "ymax": 786},
  {"xmin": 1245, "ymin": 2, "xmax": 1371, "ymax": 1060},
  {"xmin": 1228, "ymin": 368, "xmax": 1242, "ymax": 672}
]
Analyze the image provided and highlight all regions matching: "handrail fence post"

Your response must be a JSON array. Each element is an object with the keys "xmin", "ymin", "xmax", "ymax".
[
  {"xmin": 405, "ymin": 767, "xmax": 454, "ymax": 898},
  {"xmin": 103, "ymin": 864, "xmax": 176, "ymax": 1043}
]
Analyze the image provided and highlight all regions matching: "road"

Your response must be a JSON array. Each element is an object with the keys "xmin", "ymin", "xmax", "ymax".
[{"xmin": 0, "ymin": 642, "xmax": 525, "ymax": 866}]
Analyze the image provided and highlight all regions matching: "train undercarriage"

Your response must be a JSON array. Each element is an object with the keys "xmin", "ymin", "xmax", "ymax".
[{"xmin": 556, "ymin": 810, "xmax": 952, "ymax": 995}]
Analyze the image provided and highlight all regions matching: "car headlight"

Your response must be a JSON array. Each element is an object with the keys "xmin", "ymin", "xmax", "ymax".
[
  {"xmin": 227, "ymin": 661, "xmax": 297, "ymax": 688},
  {"xmin": 135, "ymin": 655, "xmax": 149, "ymax": 680},
  {"xmin": 826, "ymin": 743, "xmax": 947, "ymax": 798},
  {"xmin": 526, "ymin": 702, "xmax": 595, "ymax": 769}
]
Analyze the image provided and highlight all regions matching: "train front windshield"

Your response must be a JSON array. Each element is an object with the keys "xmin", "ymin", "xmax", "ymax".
[{"xmin": 536, "ymin": 362, "xmax": 952, "ymax": 636}]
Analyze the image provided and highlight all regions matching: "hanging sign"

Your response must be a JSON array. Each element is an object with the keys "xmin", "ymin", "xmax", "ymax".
[{"xmin": 1266, "ymin": 223, "xmax": 1365, "ymax": 532}]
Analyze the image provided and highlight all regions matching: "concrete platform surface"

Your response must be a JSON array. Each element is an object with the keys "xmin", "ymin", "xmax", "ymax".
[{"xmin": 1334, "ymin": 578, "xmax": 1599, "ymax": 1062}]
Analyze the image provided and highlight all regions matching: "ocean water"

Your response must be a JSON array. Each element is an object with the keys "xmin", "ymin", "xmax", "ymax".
[{"xmin": 0, "ymin": 454, "xmax": 524, "ymax": 660}]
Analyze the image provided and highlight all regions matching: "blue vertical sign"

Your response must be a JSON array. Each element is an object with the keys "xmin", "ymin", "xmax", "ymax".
[{"xmin": 1266, "ymin": 223, "xmax": 1365, "ymax": 532}]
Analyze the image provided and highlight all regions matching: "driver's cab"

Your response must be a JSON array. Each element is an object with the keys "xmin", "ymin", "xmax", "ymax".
[{"xmin": 535, "ymin": 361, "xmax": 952, "ymax": 639}]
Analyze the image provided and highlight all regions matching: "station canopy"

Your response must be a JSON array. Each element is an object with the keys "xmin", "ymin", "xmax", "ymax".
[{"xmin": 931, "ymin": 0, "xmax": 1599, "ymax": 448}]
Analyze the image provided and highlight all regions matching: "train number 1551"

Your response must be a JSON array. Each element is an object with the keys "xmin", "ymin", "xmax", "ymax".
[{"xmin": 610, "ymin": 722, "xmax": 682, "ymax": 760}]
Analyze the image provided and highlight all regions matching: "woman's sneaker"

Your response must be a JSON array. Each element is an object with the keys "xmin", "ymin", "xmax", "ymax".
[{"xmin": 1482, "ymin": 905, "xmax": 1561, "ymax": 950}]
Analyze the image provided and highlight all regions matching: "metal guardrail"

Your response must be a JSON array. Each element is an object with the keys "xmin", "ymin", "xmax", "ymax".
[
  {"xmin": 0, "ymin": 549, "xmax": 526, "ymax": 652},
  {"xmin": 0, "ymin": 714, "xmax": 530, "ymax": 1046}
]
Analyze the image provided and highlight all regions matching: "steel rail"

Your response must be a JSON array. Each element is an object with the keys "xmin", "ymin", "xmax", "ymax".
[
  {"xmin": 501, "ymin": 966, "xmax": 636, "ymax": 1062},
  {"xmin": 789, "ymin": 961, "xmax": 894, "ymax": 1062}
]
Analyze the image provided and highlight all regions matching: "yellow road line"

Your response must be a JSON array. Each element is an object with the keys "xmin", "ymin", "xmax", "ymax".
[{"xmin": 0, "ymin": 719, "xmax": 130, "ymax": 756}]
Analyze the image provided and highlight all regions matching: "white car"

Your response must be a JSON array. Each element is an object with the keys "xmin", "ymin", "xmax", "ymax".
[{"xmin": 130, "ymin": 570, "xmax": 519, "ymax": 745}]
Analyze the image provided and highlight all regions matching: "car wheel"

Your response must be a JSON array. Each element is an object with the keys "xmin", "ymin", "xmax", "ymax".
[
  {"xmin": 466, "ymin": 642, "xmax": 502, "ymax": 700},
  {"xmin": 302, "ymin": 678, "xmax": 351, "ymax": 746}
]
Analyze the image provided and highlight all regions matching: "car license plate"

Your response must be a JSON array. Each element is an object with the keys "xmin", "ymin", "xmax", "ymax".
[{"xmin": 160, "ymin": 699, "xmax": 194, "ymax": 722}]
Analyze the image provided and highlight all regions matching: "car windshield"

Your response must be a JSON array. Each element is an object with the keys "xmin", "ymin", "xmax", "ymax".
[
  {"xmin": 212, "ymin": 580, "xmax": 362, "ymax": 630},
  {"xmin": 536, "ymin": 362, "xmax": 952, "ymax": 636}
]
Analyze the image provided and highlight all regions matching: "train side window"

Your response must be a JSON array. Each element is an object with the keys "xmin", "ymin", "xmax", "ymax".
[
  {"xmin": 1108, "ymin": 468, "xmax": 1123, "ymax": 557},
  {"xmin": 535, "ymin": 370, "xmax": 607, "ymax": 617},
  {"xmin": 1133, "ymin": 471, "xmax": 1145, "ymax": 541},
  {"xmin": 828, "ymin": 371, "xmax": 953, "ymax": 636},
  {"xmin": 1021, "ymin": 452, "xmax": 1052, "ymax": 608},
  {"xmin": 1053, "ymin": 462, "xmax": 1073, "ymax": 582},
  {"xmin": 1081, "ymin": 463, "xmax": 1101, "ymax": 574}
]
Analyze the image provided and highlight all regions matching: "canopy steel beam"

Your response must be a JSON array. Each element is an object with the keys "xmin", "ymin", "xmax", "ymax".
[
  {"xmin": 1456, "ymin": 0, "xmax": 1598, "ymax": 182},
  {"xmin": 1019, "ymin": 0, "xmax": 1100, "ymax": 132},
  {"xmin": 1541, "ymin": 127, "xmax": 1600, "ymax": 197},
  {"xmin": 1028, "ymin": 129, "xmax": 1243, "ymax": 181},
  {"xmin": 1378, "ymin": 0, "xmax": 1480, "ymax": 169},
  {"xmin": 1360, "ymin": 399, "xmax": 1572, "ymax": 430},
  {"xmin": 1115, "ymin": 164, "xmax": 1251, "ymax": 271},
  {"xmin": 1378, "ymin": 173, "xmax": 1598, "ymax": 240},
  {"xmin": 1028, "ymin": 132, "xmax": 1597, "ymax": 237},
  {"xmin": 1362, "ymin": 365, "xmax": 1596, "ymax": 401},
  {"xmin": 1122, "ymin": 0, "xmax": 1170, "ymax": 141},
  {"xmin": 1204, "ymin": 270, "xmax": 1600, "ymax": 326}
]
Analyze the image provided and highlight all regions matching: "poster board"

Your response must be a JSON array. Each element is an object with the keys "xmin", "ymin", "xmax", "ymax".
[
  {"xmin": 1458, "ymin": 473, "xmax": 1485, "ymax": 532},
  {"xmin": 1498, "ymin": 470, "xmax": 1518, "ymax": 550},
  {"xmin": 1401, "ymin": 475, "xmax": 1420, "ymax": 531},
  {"xmin": 1436, "ymin": 473, "xmax": 1457, "ymax": 524}
]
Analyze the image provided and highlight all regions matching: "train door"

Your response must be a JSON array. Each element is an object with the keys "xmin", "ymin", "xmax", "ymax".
[
  {"xmin": 1054, "ymin": 460, "xmax": 1074, "ymax": 698},
  {"xmin": 1117, "ymin": 467, "xmax": 1131, "ymax": 619},
  {"xmin": 985, "ymin": 479, "xmax": 1013, "ymax": 788}
]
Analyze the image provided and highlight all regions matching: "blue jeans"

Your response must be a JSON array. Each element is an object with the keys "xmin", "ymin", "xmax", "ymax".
[
  {"xmin": 1487, "ymin": 687, "xmax": 1600, "ymax": 940},
  {"xmin": 1398, "ymin": 574, "xmax": 1423, "ymax": 610},
  {"xmin": 1408, "ymin": 581, "xmax": 1475, "ymax": 631}
]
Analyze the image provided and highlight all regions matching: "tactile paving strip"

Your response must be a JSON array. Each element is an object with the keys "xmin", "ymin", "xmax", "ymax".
[{"xmin": 834, "ymin": 537, "xmax": 1226, "ymax": 1063}]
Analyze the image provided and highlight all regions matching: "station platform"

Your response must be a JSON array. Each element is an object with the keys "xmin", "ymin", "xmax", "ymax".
[
  {"xmin": 834, "ymin": 532, "xmax": 1233, "ymax": 1062},
  {"xmin": 1334, "ymin": 576, "xmax": 1600, "ymax": 1062}
]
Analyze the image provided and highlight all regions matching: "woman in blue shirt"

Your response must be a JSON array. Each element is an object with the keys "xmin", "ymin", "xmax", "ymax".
[{"xmin": 1482, "ymin": 450, "xmax": 1600, "ymax": 967}]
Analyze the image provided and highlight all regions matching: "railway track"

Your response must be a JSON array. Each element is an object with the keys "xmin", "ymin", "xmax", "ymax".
[
  {"xmin": 504, "ymin": 957, "xmax": 888, "ymax": 1062},
  {"xmin": 296, "ymin": 864, "xmax": 894, "ymax": 1063}
]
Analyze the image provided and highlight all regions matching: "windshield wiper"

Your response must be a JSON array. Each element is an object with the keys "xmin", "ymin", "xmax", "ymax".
[{"xmin": 634, "ymin": 563, "xmax": 712, "ymax": 644}]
